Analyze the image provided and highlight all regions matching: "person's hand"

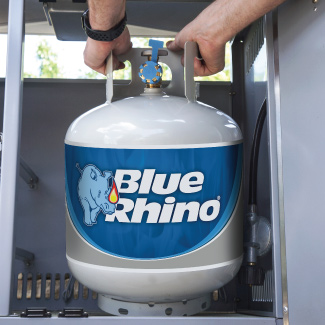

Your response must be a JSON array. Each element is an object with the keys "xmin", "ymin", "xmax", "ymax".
[
  {"xmin": 166, "ymin": 1, "xmax": 228, "ymax": 77},
  {"xmin": 167, "ymin": 0, "xmax": 287, "ymax": 77},
  {"xmin": 83, "ymin": 0, "xmax": 131, "ymax": 75},
  {"xmin": 167, "ymin": 22, "xmax": 226, "ymax": 77},
  {"xmin": 84, "ymin": 27, "xmax": 132, "ymax": 75}
]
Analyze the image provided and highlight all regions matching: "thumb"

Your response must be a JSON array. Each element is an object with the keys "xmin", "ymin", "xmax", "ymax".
[{"xmin": 167, "ymin": 39, "xmax": 183, "ymax": 52}]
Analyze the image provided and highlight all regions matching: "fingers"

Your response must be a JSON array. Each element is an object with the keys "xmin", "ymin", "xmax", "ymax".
[
  {"xmin": 84, "ymin": 38, "xmax": 112, "ymax": 74},
  {"xmin": 84, "ymin": 28, "xmax": 131, "ymax": 75},
  {"xmin": 167, "ymin": 18, "xmax": 227, "ymax": 77},
  {"xmin": 167, "ymin": 28, "xmax": 190, "ymax": 52},
  {"xmin": 168, "ymin": 36, "xmax": 226, "ymax": 77},
  {"xmin": 195, "ymin": 41, "xmax": 226, "ymax": 76},
  {"xmin": 166, "ymin": 39, "xmax": 183, "ymax": 52}
]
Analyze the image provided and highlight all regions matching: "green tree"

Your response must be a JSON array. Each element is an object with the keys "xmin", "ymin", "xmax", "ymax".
[
  {"xmin": 36, "ymin": 40, "xmax": 62, "ymax": 78},
  {"xmin": 82, "ymin": 69, "xmax": 105, "ymax": 79}
]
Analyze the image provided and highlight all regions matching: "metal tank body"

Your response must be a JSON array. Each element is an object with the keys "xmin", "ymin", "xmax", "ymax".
[{"xmin": 65, "ymin": 43, "xmax": 243, "ymax": 316}]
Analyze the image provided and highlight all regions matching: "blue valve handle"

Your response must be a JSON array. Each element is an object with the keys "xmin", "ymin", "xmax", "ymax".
[
  {"xmin": 139, "ymin": 39, "xmax": 164, "ymax": 85},
  {"xmin": 149, "ymin": 39, "xmax": 164, "ymax": 63}
]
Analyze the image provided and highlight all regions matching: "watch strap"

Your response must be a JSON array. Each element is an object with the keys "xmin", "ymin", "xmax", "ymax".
[{"xmin": 82, "ymin": 9, "xmax": 127, "ymax": 42}]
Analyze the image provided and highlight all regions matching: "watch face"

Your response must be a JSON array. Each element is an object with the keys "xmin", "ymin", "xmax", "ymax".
[{"xmin": 81, "ymin": 9, "xmax": 89, "ymax": 31}]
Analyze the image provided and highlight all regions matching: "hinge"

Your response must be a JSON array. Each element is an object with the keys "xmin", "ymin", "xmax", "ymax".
[
  {"xmin": 21, "ymin": 308, "xmax": 51, "ymax": 318},
  {"xmin": 58, "ymin": 308, "xmax": 88, "ymax": 318}
]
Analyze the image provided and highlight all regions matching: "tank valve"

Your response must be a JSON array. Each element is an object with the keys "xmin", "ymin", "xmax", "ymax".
[{"xmin": 139, "ymin": 39, "xmax": 164, "ymax": 87}]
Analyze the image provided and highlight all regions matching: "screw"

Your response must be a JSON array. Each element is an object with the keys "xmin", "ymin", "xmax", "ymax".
[
  {"xmin": 283, "ymin": 306, "xmax": 288, "ymax": 314},
  {"xmin": 312, "ymin": 0, "xmax": 318, "ymax": 3}
]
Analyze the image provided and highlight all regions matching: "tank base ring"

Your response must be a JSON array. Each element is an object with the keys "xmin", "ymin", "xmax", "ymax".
[{"xmin": 98, "ymin": 293, "xmax": 211, "ymax": 316}]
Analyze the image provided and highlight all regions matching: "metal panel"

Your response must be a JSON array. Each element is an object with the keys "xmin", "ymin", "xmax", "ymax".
[
  {"xmin": 0, "ymin": 0, "xmax": 24, "ymax": 316},
  {"xmin": 45, "ymin": 1, "xmax": 212, "ymax": 41},
  {"xmin": 235, "ymin": 18, "xmax": 280, "ymax": 318},
  {"xmin": 275, "ymin": 0, "xmax": 325, "ymax": 324},
  {"xmin": 264, "ymin": 12, "xmax": 284, "ymax": 320},
  {"xmin": 0, "ymin": 315, "xmax": 277, "ymax": 324}
]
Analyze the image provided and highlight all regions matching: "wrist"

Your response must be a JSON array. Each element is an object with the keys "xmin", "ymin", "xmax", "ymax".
[
  {"xmin": 82, "ymin": 9, "xmax": 127, "ymax": 42},
  {"xmin": 89, "ymin": 10, "xmax": 125, "ymax": 31},
  {"xmin": 88, "ymin": 0, "xmax": 126, "ymax": 31},
  {"xmin": 194, "ymin": 1, "xmax": 233, "ymax": 47}
]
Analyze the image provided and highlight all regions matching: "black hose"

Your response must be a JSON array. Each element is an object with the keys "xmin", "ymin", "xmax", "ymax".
[{"xmin": 248, "ymin": 100, "xmax": 267, "ymax": 205}]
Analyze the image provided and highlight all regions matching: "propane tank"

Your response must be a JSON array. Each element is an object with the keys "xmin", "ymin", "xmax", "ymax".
[{"xmin": 65, "ymin": 40, "xmax": 243, "ymax": 316}]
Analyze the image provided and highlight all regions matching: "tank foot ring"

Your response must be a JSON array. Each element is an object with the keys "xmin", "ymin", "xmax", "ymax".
[{"xmin": 98, "ymin": 294, "xmax": 211, "ymax": 316}]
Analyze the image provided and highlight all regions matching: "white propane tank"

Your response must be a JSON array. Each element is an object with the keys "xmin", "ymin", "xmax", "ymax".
[{"xmin": 65, "ymin": 41, "xmax": 243, "ymax": 316}]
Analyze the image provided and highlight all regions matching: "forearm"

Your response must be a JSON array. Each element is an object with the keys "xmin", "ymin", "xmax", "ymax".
[
  {"xmin": 196, "ymin": 0, "xmax": 286, "ymax": 46},
  {"xmin": 88, "ymin": 0, "xmax": 126, "ymax": 30}
]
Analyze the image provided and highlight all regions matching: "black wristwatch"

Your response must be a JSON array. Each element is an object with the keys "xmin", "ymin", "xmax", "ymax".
[{"xmin": 81, "ymin": 9, "xmax": 127, "ymax": 42}]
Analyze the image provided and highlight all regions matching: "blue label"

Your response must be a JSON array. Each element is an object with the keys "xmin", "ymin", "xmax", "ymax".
[{"xmin": 65, "ymin": 144, "xmax": 242, "ymax": 260}]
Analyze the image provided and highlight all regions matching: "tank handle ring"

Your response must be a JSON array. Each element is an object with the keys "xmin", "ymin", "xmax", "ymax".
[{"xmin": 104, "ymin": 42, "xmax": 199, "ymax": 103}]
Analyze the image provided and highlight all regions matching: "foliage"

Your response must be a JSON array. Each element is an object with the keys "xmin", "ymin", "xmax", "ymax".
[
  {"xmin": 24, "ymin": 39, "xmax": 62, "ymax": 78},
  {"xmin": 23, "ymin": 72, "xmax": 37, "ymax": 78},
  {"xmin": 23, "ymin": 37, "xmax": 231, "ymax": 82},
  {"xmin": 82, "ymin": 69, "xmax": 105, "ymax": 79},
  {"xmin": 36, "ymin": 40, "xmax": 62, "ymax": 78}
]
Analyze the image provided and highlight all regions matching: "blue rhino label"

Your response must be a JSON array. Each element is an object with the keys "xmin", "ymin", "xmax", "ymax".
[
  {"xmin": 65, "ymin": 143, "xmax": 242, "ymax": 260},
  {"xmin": 76, "ymin": 164, "xmax": 118, "ymax": 226}
]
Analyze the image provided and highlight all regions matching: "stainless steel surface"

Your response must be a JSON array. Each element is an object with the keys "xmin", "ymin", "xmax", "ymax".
[
  {"xmin": 276, "ymin": 0, "xmax": 325, "ymax": 324},
  {"xmin": 265, "ymin": 12, "xmax": 284, "ymax": 319},
  {"xmin": 0, "ymin": 0, "xmax": 24, "ymax": 316},
  {"xmin": 270, "ymin": 11, "xmax": 288, "ymax": 323}
]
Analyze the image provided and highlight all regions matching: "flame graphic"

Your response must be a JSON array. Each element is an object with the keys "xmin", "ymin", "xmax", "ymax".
[{"xmin": 108, "ymin": 179, "xmax": 119, "ymax": 204}]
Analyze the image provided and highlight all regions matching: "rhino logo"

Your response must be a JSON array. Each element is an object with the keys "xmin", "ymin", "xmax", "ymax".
[{"xmin": 76, "ymin": 164, "xmax": 118, "ymax": 226}]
